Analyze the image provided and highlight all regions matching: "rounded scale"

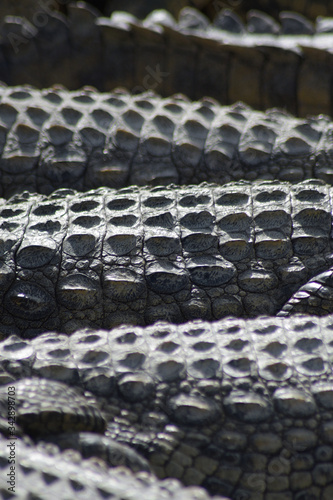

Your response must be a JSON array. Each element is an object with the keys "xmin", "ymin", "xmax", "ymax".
[
  {"xmin": 142, "ymin": 195, "xmax": 173, "ymax": 209},
  {"xmin": 70, "ymin": 200, "xmax": 100, "ymax": 213},
  {"xmin": 104, "ymin": 268, "xmax": 146, "ymax": 302},
  {"xmin": 0, "ymin": 336, "xmax": 34, "ymax": 361},
  {"xmin": 280, "ymin": 11, "xmax": 314, "ymax": 35},
  {"xmin": 15, "ymin": 123, "xmax": 39, "ymax": 144},
  {"xmin": 247, "ymin": 10, "xmax": 280, "ymax": 34},
  {"xmin": 118, "ymin": 372, "xmax": 154, "ymax": 401},
  {"xmin": 312, "ymin": 382, "xmax": 333, "ymax": 409},
  {"xmin": 63, "ymin": 233, "xmax": 96, "ymax": 257},
  {"xmin": 182, "ymin": 232, "xmax": 217, "ymax": 253},
  {"xmin": 61, "ymin": 107, "xmax": 83, "ymax": 127},
  {"xmin": 273, "ymin": 387, "xmax": 317, "ymax": 417},
  {"xmin": 145, "ymin": 234, "xmax": 180, "ymax": 256},
  {"xmin": 187, "ymin": 256, "xmax": 236, "ymax": 287},
  {"xmin": 46, "ymin": 124, "xmax": 73, "ymax": 146},
  {"xmin": 223, "ymin": 391, "xmax": 273, "ymax": 423},
  {"xmin": 17, "ymin": 239, "xmax": 57, "ymax": 268},
  {"xmin": 4, "ymin": 282, "xmax": 55, "ymax": 321},
  {"xmin": 180, "ymin": 210, "xmax": 214, "ymax": 230},
  {"xmin": 238, "ymin": 269, "xmax": 278, "ymax": 293},
  {"xmin": 105, "ymin": 233, "xmax": 138, "ymax": 256},
  {"xmin": 57, "ymin": 274, "xmax": 101, "ymax": 310},
  {"xmin": 168, "ymin": 393, "xmax": 221, "ymax": 425},
  {"xmin": 146, "ymin": 261, "xmax": 189, "ymax": 294},
  {"xmin": 216, "ymin": 191, "xmax": 249, "ymax": 206},
  {"xmin": 123, "ymin": 109, "xmax": 145, "ymax": 131}
]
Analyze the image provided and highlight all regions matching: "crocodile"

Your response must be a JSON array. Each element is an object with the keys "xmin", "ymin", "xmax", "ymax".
[
  {"xmin": 1, "ymin": 85, "xmax": 333, "ymax": 198},
  {"xmin": 0, "ymin": 180, "xmax": 333, "ymax": 336},
  {"xmin": 3, "ymin": 4, "xmax": 333, "ymax": 116},
  {"xmin": 1, "ymin": 2, "xmax": 333, "ymax": 499},
  {"xmin": 1, "ymin": 314, "xmax": 333, "ymax": 499}
]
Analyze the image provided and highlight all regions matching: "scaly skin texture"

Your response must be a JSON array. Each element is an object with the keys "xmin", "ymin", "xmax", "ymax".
[
  {"xmin": 0, "ymin": 437, "xmax": 225, "ymax": 500},
  {"xmin": 0, "ymin": 0, "xmax": 212, "ymax": 21},
  {"xmin": 1, "ymin": 180, "xmax": 333, "ymax": 336},
  {"xmin": 1, "ymin": 85, "xmax": 333, "ymax": 198},
  {"xmin": 0, "ymin": 3, "xmax": 333, "ymax": 500},
  {"xmin": 1, "ymin": 315, "xmax": 333, "ymax": 498},
  {"xmin": 3, "ymin": 4, "xmax": 333, "ymax": 116},
  {"xmin": 204, "ymin": 1, "xmax": 333, "ymax": 21}
]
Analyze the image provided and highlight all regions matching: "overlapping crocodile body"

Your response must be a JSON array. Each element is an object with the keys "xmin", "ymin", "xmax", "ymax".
[
  {"xmin": 1, "ymin": 314, "xmax": 333, "ymax": 498},
  {"xmin": 1, "ymin": 2, "xmax": 333, "ymax": 499},
  {"xmin": 3, "ymin": 4, "xmax": 333, "ymax": 116},
  {"xmin": 0, "ymin": 180, "xmax": 333, "ymax": 335},
  {"xmin": 0, "ymin": 436, "xmax": 226, "ymax": 500},
  {"xmin": 1, "ymin": 86, "xmax": 333, "ymax": 197}
]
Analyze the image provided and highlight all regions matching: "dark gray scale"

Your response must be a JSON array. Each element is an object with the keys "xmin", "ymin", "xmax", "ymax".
[
  {"xmin": 213, "ymin": 9, "xmax": 245, "ymax": 33},
  {"xmin": 178, "ymin": 7, "xmax": 210, "ymax": 31},
  {"xmin": 280, "ymin": 11, "xmax": 315, "ymax": 35},
  {"xmin": 246, "ymin": 10, "xmax": 280, "ymax": 34}
]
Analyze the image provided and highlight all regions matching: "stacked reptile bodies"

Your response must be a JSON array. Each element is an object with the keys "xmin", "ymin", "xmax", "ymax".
[
  {"xmin": 1, "ymin": 86, "xmax": 333, "ymax": 198},
  {"xmin": 1, "ymin": 2, "xmax": 333, "ymax": 500},
  {"xmin": 1, "ymin": 315, "xmax": 333, "ymax": 498},
  {"xmin": 3, "ymin": 4, "xmax": 333, "ymax": 116},
  {"xmin": 0, "ymin": 180, "xmax": 333, "ymax": 336}
]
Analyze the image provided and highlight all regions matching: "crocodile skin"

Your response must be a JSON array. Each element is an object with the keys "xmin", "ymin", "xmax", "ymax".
[
  {"xmin": 0, "ymin": 85, "xmax": 333, "ymax": 198},
  {"xmin": 3, "ymin": 4, "xmax": 333, "ymax": 116},
  {"xmin": 205, "ymin": 1, "xmax": 333, "ymax": 21},
  {"xmin": 0, "ymin": 436, "xmax": 226, "ymax": 500},
  {"xmin": 1, "ymin": 315, "xmax": 333, "ymax": 498},
  {"xmin": 2, "ymin": 0, "xmax": 332, "ymax": 22},
  {"xmin": 0, "ymin": 2, "xmax": 333, "ymax": 500},
  {"xmin": 0, "ymin": 180, "xmax": 333, "ymax": 335},
  {"xmin": 0, "ymin": 0, "xmax": 212, "ymax": 21}
]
